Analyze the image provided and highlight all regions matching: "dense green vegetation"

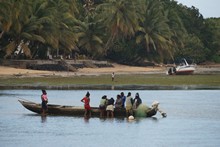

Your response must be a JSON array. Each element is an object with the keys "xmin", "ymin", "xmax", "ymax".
[{"xmin": 0, "ymin": 0, "xmax": 220, "ymax": 64}]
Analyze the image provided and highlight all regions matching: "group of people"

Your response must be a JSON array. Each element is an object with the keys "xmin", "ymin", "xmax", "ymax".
[
  {"xmin": 80, "ymin": 91, "xmax": 143, "ymax": 118},
  {"xmin": 102, "ymin": 92, "xmax": 142, "ymax": 118},
  {"xmin": 40, "ymin": 90, "xmax": 143, "ymax": 118}
]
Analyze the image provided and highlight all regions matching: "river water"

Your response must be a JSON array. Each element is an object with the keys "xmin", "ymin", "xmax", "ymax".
[{"xmin": 0, "ymin": 90, "xmax": 220, "ymax": 147}]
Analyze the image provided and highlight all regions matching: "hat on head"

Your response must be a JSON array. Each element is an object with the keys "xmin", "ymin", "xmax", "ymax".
[{"xmin": 152, "ymin": 101, "xmax": 159, "ymax": 108}]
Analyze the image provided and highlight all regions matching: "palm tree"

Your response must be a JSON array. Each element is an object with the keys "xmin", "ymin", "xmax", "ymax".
[
  {"xmin": 96, "ymin": 0, "xmax": 145, "ymax": 53},
  {"xmin": 28, "ymin": 0, "xmax": 58, "ymax": 58},
  {"xmin": 64, "ymin": 0, "xmax": 79, "ymax": 16},
  {"xmin": 74, "ymin": 16, "xmax": 104, "ymax": 58},
  {"xmin": 47, "ymin": 0, "xmax": 78, "ymax": 57},
  {"xmin": 0, "ymin": 0, "xmax": 13, "ymax": 39},
  {"xmin": 162, "ymin": 0, "xmax": 187, "ymax": 51},
  {"xmin": 136, "ymin": 0, "xmax": 174, "ymax": 61},
  {"xmin": 2, "ymin": 0, "xmax": 39, "ymax": 58},
  {"xmin": 1, "ymin": 0, "xmax": 79, "ymax": 59}
]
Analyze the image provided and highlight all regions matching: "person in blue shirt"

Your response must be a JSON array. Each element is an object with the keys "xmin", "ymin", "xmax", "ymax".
[{"xmin": 120, "ymin": 92, "xmax": 126, "ymax": 108}]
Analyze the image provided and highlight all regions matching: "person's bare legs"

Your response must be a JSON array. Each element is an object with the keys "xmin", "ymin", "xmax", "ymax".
[
  {"xmin": 84, "ymin": 110, "xmax": 87, "ymax": 117},
  {"xmin": 100, "ymin": 110, "xmax": 104, "ymax": 117},
  {"xmin": 88, "ymin": 110, "xmax": 91, "ymax": 117},
  {"xmin": 42, "ymin": 109, "xmax": 45, "ymax": 116},
  {"xmin": 107, "ymin": 111, "xmax": 109, "ymax": 118},
  {"xmin": 111, "ymin": 111, "xmax": 114, "ymax": 118}
]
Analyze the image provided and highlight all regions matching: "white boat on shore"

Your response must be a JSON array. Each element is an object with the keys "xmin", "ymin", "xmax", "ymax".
[{"xmin": 168, "ymin": 58, "xmax": 196, "ymax": 75}]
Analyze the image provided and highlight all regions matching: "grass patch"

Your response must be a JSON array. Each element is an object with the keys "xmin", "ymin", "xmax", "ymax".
[{"xmin": 1, "ymin": 74, "xmax": 220, "ymax": 86}]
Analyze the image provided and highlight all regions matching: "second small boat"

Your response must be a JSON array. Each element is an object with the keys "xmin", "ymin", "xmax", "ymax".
[{"xmin": 168, "ymin": 58, "xmax": 196, "ymax": 75}]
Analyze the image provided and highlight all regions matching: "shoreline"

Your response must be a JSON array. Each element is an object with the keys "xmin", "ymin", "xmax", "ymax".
[
  {"xmin": 1, "ymin": 63, "xmax": 220, "ymax": 77},
  {"xmin": 1, "ymin": 84, "xmax": 220, "ymax": 90},
  {"xmin": 0, "ymin": 64, "xmax": 220, "ymax": 90},
  {"xmin": 0, "ymin": 64, "xmax": 165, "ymax": 77}
]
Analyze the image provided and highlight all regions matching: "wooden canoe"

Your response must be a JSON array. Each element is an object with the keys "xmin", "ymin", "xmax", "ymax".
[{"xmin": 18, "ymin": 99, "xmax": 157, "ymax": 117}]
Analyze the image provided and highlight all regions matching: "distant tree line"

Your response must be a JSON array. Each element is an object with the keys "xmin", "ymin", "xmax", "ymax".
[{"xmin": 0, "ymin": 0, "xmax": 219, "ymax": 64}]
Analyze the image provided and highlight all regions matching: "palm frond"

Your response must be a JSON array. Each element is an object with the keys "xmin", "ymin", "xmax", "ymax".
[
  {"xmin": 21, "ymin": 42, "xmax": 32, "ymax": 58},
  {"xmin": 4, "ymin": 41, "xmax": 16, "ymax": 59}
]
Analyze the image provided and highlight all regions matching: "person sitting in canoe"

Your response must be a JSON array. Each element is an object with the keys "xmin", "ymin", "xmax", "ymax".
[
  {"xmin": 99, "ymin": 95, "xmax": 107, "ymax": 117},
  {"xmin": 133, "ymin": 93, "xmax": 142, "ymax": 109},
  {"xmin": 125, "ymin": 92, "xmax": 134, "ymax": 117},
  {"xmin": 106, "ymin": 97, "xmax": 115, "ymax": 118},
  {"xmin": 115, "ymin": 94, "xmax": 123, "ymax": 109},
  {"xmin": 81, "ymin": 92, "xmax": 91, "ymax": 117},
  {"xmin": 41, "ymin": 89, "xmax": 48, "ymax": 116}
]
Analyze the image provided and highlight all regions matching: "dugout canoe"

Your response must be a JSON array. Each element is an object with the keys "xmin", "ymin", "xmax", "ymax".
[{"xmin": 18, "ymin": 99, "xmax": 158, "ymax": 117}]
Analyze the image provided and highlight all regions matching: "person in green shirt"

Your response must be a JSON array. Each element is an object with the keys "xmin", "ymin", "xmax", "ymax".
[{"xmin": 99, "ymin": 95, "xmax": 107, "ymax": 117}]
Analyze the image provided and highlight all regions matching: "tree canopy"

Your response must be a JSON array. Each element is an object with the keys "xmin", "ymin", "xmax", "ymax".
[{"xmin": 0, "ymin": 0, "xmax": 219, "ymax": 64}]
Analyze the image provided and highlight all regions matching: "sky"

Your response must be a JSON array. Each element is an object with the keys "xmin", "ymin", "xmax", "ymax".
[{"xmin": 176, "ymin": 0, "xmax": 220, "ymax": 18}]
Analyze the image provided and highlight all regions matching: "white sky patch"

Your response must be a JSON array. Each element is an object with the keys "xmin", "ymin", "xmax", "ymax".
[{"xmin": 176, "ymin": 0, "xmax": 220, "ymax": 18}]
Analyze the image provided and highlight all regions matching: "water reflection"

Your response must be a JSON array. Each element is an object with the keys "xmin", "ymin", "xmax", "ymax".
[
  {"xmin": 99, "ymin": 117, "xmax": 106, "ymax": 122},
  {"xmin": 98, "ymin": 117, "xmax": 127, "ymax": 123},
  {"xmin": 84, "ymin": 116, "xmax": 90, "ymax": 123},
  {"xmin": 41, "ymin": 115, "xmax": 47, "ymax": 123},
  {"xmin": 1, "ymin": 90, "xmax": 220, "ymax": 147},
  {"xmin": 114, "ymin": 117, "xmax": 125, "ymax": 123},
  {"xmin": 127, "ymin": 119, "xmax": 136, "ymax": 123},
  {"xmin": 151, "ymin": 116, "xmax": 158, "ymax": 122}
]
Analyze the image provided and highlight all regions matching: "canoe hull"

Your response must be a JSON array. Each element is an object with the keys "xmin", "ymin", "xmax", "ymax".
[{"xmin": 18, "ymin": 99, "xmax": 157, "ymax": 117}]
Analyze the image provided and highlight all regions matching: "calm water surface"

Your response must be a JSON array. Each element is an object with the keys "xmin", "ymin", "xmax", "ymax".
[{"xmin": 0, "ymin": 90, "xmax": 220, "ymax": 147}]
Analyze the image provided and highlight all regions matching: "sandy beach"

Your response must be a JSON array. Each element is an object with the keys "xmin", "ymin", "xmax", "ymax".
[
  {"xmin": 0, "ymin": 63, "xmax": 220, "ymax": 77},
  {"xmin": 0, "ymin": 63, "xmax": 165, "ymax": 77}
]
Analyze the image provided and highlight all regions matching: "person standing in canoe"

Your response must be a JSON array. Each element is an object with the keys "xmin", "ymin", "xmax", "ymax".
[
  {"xmin": 120, "ymin": 92, "xmax": 126, "ymax": 108},
  {"xmin": 41, "ymin": 89, "xmax": 48, "ymax": 116},
  {"xmin": 125, "ymin": 92, "xmax": 134, "ymax": 117},
  {"xmin": 81, "ymin": 92, "xmax": 91, "ymax": 117},
  {"xmin": 133, "ymin": 93, "xmax": 142, "ymax": 109},
  {"xmin": 99, "ymin": 95, "xmax": 107, "ymax": 117},
  {"xmin": 106, "ymin": 97, "xmax": 115, "ymax": 118},
  {"xmin": 115, "ymin": 94, "xmax": 123, "ymax": 109}
]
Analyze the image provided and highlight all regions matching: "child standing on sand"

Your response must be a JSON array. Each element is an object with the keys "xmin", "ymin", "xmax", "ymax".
[{"xmin": 112, "ymin": 72, "xmax": 115, "ymax": 81}]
